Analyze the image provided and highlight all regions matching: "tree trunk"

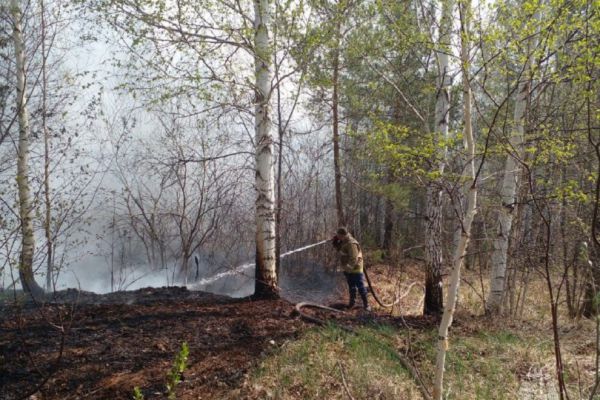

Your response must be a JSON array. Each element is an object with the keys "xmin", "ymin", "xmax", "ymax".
[
  {"xmin": 253, "ymin": 0, "xmax": 278, "ymax": 299},
  {"xmin": 40, "ymin": 0, "xmax": 54, "ymax": 293},
  {"xmin": 582, "ymin": 242, "xmax": 599, "ymax": 317},
  {"xmin": 274, "ymin": 42, "xmax": 283, "ymax": 279},
  {"xmin": 12, "ymin": 0, "xmax": 44, "ymax": 299},
  {"xmin": 332, "ymin": 18, "xmax": 345, "ymax": 228},
  {"xmin": 424, "ymin": 186, "xmax": 444, "ymax": 315},
  {"xmin": 505, "ymin": 179, "xmax": 529, "ymax": 316},
  {"xmin": 424, "ymin": 0, "xmax": 453, "ymax": 316},
  {"xmin": 487, "ymin": 32, "xmax": 535, "ymax": 315},
  {"xmin": 583, "ymin": 8, "xmax": 599, "ymax": 318},
  {"xmin": 182, "ymin": 251, "xmax": 190, "ymax": 286},
  {"xmin": 433, "ymin": 5, "xmax": 477, "ymax": 396},
  {"xmin": 383, "ymin": 197, "xmax": 394, "ymax": 256}
]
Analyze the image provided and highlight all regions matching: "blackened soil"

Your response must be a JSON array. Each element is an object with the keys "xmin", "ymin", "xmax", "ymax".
[
  {"xmin": 0, "ymin": 287, "xmax": 307, "ymax": 400},
  {"xmin": 0, "ymin": 270, "xmax": 431, "ymax": 400}
]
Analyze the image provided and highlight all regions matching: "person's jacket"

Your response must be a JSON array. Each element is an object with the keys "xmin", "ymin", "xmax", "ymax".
[{"xmin": 338, "ymin": 235, "xmax": 363, "ymax": 274}]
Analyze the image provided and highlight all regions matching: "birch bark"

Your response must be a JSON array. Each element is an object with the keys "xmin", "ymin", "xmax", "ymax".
[
  {"xmin": 488, "ymin": 9, "xmax": 539, "ymax": 313},
  {"xmin": 433, "ymin": 2, "xmax": 477, "ymax": 396},
  {"xmin": 40, "ymin": 0, "xmax": 54, "ymax": 292},
  {"xmin": 424, "ymin": 0, "xmax": 453, "ymax": 315},
  {"xmin": 253, "ymin": 0, "xmax": 278, "ymax": 298},
  {"xmin": 12, "ymin": 0, "xmax": 45, "ymax": 298}
]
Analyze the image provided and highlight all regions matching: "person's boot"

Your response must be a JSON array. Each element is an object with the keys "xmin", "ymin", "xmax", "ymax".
[
  {"xmin": 348, "ymin": 290, "xmax": 356, "ymax": 309},
  {"xmin": 360, "ymin": 292, "xmax": 371, "ymax": 311}
]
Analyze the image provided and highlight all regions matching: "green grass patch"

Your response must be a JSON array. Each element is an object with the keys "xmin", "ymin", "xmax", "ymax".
[
  {"xmin": 243, "ymin": 320, "xmax": 561, "ymax": 400},
  {"xmin": 247, "ymin": 324, "xmax": 419, "ymax": 399},
  {"xmin": 443, "ymin": 334, "xmax": 518, "ymax": 399}
]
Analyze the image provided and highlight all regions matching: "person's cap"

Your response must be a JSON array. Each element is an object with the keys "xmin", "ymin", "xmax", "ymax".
[{"xmin": 336, "ymin": 227, "xmax": 348, "ymax": 236}]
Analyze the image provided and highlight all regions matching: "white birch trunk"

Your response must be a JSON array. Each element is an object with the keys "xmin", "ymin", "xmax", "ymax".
[
  {"xmin": 433, "ymin": 0, "xmax": 453, "ymax": 162},
  {"xmin": 40, "ymin": 0, "xmax": 54, "ymax": 292},
  {"xmin": 487, "ymin": 10, "xmax": 539, "ymax": 313},
  {"xmin": 433, "ymin": 4, "xmax": 477, "ymax": 396},
  {"xmin": 253, "ymin": 0, "xmax": 277, "ymax": 297},
  {"xmin": 12, "ymin": 0, "xmax": 44, "ymax": 298},
  {"xmin": 424, "ymin": 0, "xmax": 454, "ymax": 315}
]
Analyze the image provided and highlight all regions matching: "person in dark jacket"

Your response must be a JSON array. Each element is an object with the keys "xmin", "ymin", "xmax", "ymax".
[{"xmin": 332, "ymin": 227, "xmax": 371, "ymax": 311}]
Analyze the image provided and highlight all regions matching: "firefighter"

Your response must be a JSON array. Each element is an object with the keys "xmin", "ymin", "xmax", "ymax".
[{"xmin": 332, "ymin": 227, "xmax": 371, "ymax": 311}]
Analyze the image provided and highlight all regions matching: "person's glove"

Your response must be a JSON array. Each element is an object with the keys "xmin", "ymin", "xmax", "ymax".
[{"xmin": 332, "ymin": 236, "xmax": 342, "ymax": 250}]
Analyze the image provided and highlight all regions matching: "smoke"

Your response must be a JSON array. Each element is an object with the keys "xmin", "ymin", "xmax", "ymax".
[
  {"xmin": 4, "ymin": 233, "xmax": 339, "ymax": 305},
  {"xmin": 279, "ymin": 258, "xmax": 343, "ymax": 304},
  {"xmin": 190, "ymin": 239, "xmax": 341, "ymax": 302}
]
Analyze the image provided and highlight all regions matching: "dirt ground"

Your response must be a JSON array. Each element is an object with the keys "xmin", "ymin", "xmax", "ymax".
[
  {"xmin": 0, "ymin": 265, "xmax": 426, "ymax": 400},
  {"xmin": 0, "ymin": 287, "xmax": 413, "ymax": 400},
  {"xmin": 1, "ymin": 288, "xmax": 313, "ymax": 400}
]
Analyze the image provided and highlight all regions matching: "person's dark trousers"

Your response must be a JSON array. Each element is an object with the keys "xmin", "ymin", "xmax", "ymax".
[{"xmin": 344, "ymin": 272, "xmax": 369, "ymax": 308}]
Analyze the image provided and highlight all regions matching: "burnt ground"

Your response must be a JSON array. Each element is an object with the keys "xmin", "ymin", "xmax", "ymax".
[
  {"xmin": 1, "ymin": 288, "xmax": 311, "ymax": 400},
  {"xmin": 0, "ymin": 268, "xmax": 432, "ymax": 400}
]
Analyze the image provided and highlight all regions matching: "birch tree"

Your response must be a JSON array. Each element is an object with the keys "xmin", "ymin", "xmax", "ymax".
[
  {"xmin": 253, "ymin": 0, "xmax": 277, "ymax": 298},
  {"xmin": 487, "ymin": 1, "xmax": 541, "ymax": 313},
  {"xmin": 40, "ymin": 0, "xmax": 53, "ymax": 292},
  {"xmin": 88, "ymin": 0, "xmax": 281, "ymax": 296},
  {"xmin": 11, "ymin": 0, "xmax": 45, "ymax": 298},
  {"xmin": 424, "ymin": 0, "xmax": 454, "ymax": 315},
  {"xmin": 433, "ymin": 0, "xmax": 478, "ymax": 395}
]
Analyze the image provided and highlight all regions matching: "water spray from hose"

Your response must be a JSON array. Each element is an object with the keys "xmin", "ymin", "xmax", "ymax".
[
  {"xmin": 280, "ymin": 239, "xmax": 329, "ymax": 258},
  {"xmin": 191, "ymin": 239, "xmax": 330, "ymax": 288}
]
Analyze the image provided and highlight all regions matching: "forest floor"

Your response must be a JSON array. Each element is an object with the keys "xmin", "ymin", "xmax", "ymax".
[
  {"xmin": 0, "ymin": 266, "xmax": 423, "ymax": 400},
  {"xmin": 1, "ymin": 264, "xmax": 598, "ymax": 400},
  {"xmin": 1, "ymin": 287, "xmax": 310, "ymax": 400}
]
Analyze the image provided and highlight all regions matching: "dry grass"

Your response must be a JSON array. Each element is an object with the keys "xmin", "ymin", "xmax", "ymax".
[
  {"xmin": 241, "ymin": 258, "xmax": 599, "ymax": 399},
  {"xmin": 240, "ymin": 325, "xmax": 423, "ymax": 399}
]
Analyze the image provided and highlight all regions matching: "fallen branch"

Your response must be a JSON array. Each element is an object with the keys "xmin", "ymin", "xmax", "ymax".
[
  {"xmin": 392, "ymin": 346, "xmax": 432, "ymax": 400},
  {"xmin": 337, "ymin": 361, "xmax": 355, "ymax": 400}
]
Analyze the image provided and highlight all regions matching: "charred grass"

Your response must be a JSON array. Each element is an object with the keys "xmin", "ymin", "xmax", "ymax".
[{"xmin": 0, "ymin": 288, "xmax": 307, "ymax": 400}]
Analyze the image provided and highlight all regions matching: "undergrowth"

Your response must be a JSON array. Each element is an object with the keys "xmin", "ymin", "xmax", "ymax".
[
  {"xmin": 242, "ymin": 266, "xmax": 598, "ymax": 399},
  {"xmin": 244, "ymin": 321, "xmax": 568, "ymax": 399},
  {"xmin": 132, "ymin": 341, "xmax": 189, "ymax": 400},
  {"xmin": 166, "ymin": 341, "xmax": 189, "ymax": 399},
  {"xmin": 246, "ymin": 324, "xmax": 418, "ymax": 399}
]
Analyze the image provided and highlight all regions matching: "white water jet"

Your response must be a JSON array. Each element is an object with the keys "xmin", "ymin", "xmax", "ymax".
[
  {"xmin": 280, "ymin": 240, "xmax": 329, "ymax": 258},
  {"xmin": 190, "ymin": 239, "xmax": 330, "ymax": 289},
  {"xmin": 191, "ymin": 262, "xmax": 255, "ymax": 287}
]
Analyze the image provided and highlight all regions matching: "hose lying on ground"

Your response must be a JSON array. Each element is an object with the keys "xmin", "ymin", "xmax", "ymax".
[
  {"xmin": 363, "ymin": 265, "xmax": 401, "ymax": 308},
  {"xmin": 294, "ymin": 302, "xmax": 346, "ymax": 327}
]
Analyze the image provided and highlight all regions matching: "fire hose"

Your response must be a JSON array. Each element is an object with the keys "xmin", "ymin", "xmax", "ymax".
[
  {"xmin": 294, "ymin": 265, "xmax": 407, "ymax": 324},
  {"xmin": 290, "ymin": 239, "xmax": 430, "ymax": 398},
  {"xmin": 363, "ymin": 265, "xmax": 401, "ymax": 308}
]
